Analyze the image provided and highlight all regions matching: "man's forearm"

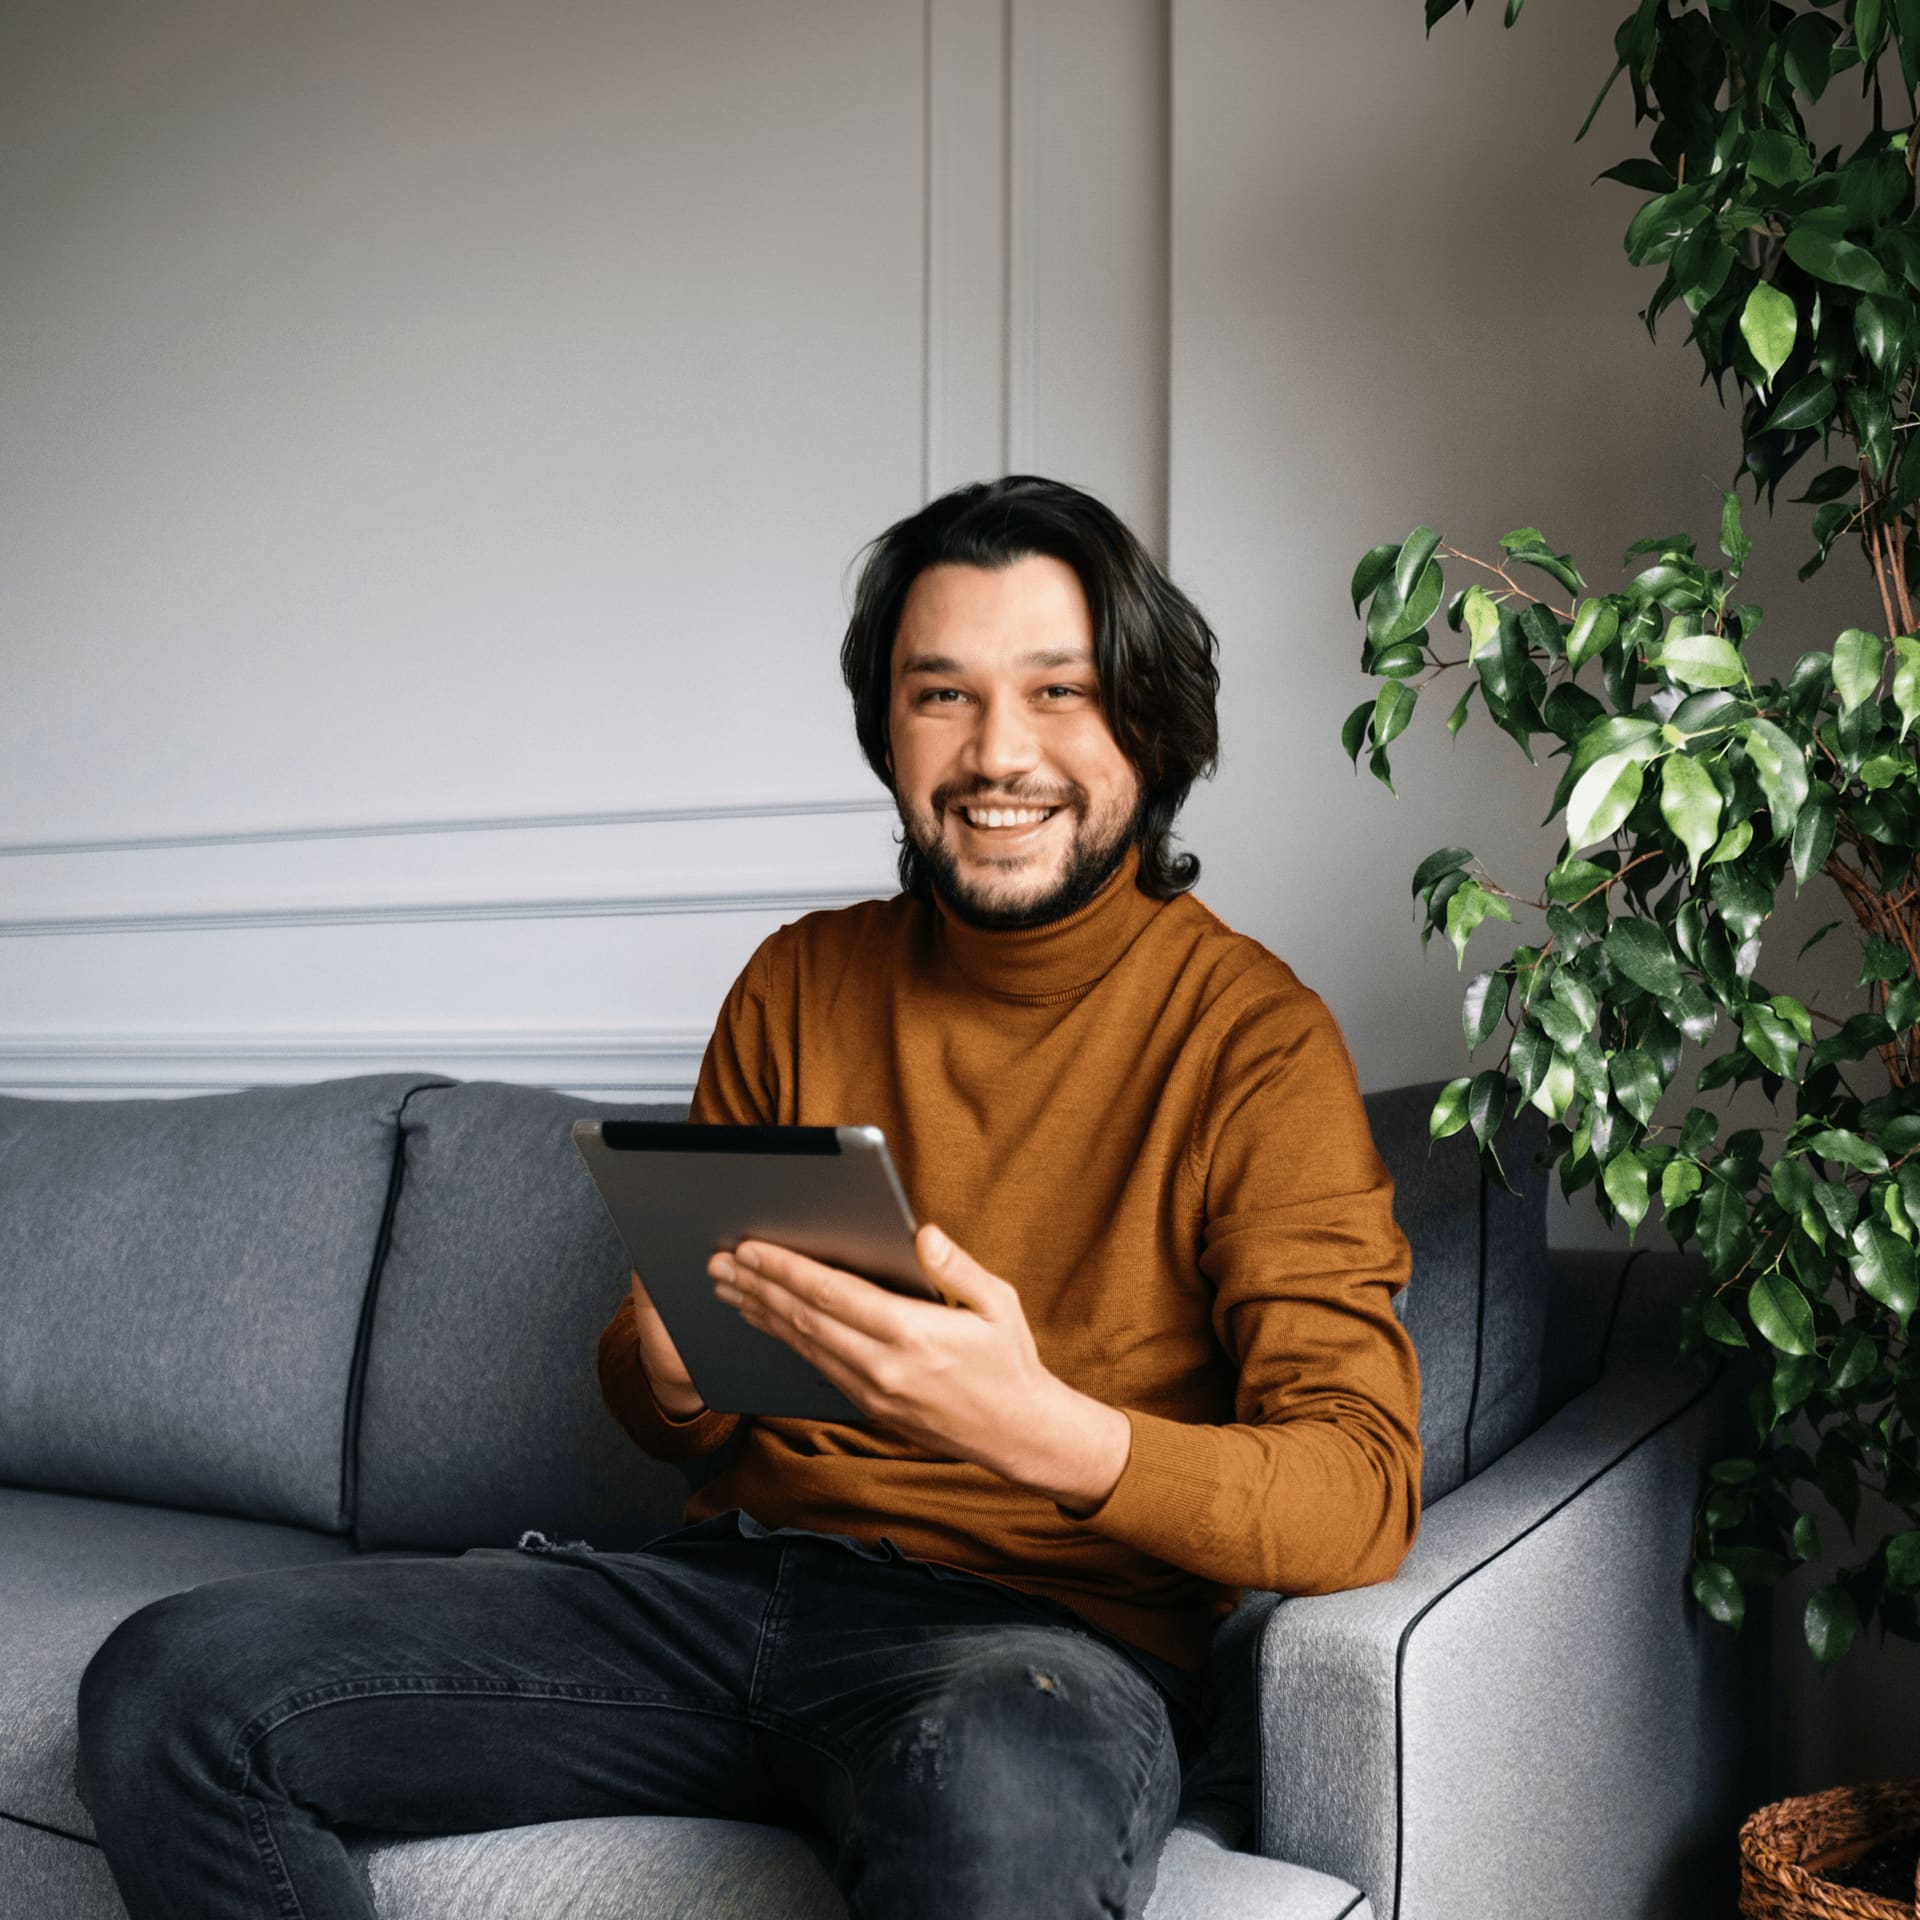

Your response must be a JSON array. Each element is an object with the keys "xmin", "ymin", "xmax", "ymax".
[{"xmin": 1002, "ymin": 1379, "xmax": 1133, "ymax": 1517}]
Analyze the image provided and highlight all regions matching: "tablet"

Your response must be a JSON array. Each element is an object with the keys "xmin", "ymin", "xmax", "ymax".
[{"xmin": 570, "ymin": 1120, "xmax": 949, "ymax": 1423}]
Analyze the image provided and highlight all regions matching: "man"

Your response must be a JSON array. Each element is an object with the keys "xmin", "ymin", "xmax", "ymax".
[{"xmin": 78, "ymin": 475, "xmax": 1421, "ymax": 1920}]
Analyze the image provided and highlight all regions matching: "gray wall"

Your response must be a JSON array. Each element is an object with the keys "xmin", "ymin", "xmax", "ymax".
[
  {"xmin": 0, "ymin": 0, "xmax": 1164, "ymax": 1098},
  {"xmin": 3, "ymin": 0, "xmax": 1911, "ymax": 1805}
]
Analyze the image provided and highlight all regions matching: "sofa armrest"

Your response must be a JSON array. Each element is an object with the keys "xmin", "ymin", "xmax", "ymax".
[{"xmin": 1241, "ymin": 1264, "xmax": 1759, "ymax": 1920}]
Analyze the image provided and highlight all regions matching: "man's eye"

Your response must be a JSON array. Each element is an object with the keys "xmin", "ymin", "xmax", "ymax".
[
  {"xmin": 1043, "ymin": 686, "xmax": 1089, "ymax": 700},
  {"xmin": 918, "ymin": 688, "xmax": 965, "ymax": 704}
]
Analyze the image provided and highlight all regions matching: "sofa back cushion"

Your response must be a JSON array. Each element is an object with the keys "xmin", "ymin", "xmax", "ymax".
[
  {"xmin": 353, "ymin": 1076, "xmax": 1553, "ymax": 1547},
  {"xmin": 0, "ymin": 1073, "xmax": 446, "ymax": 1530},
  {"xmin": 1361, "ymin": 1082, "xmax": 1551, "ymax": 1505},
  {"xmin": 351, "ymin": 1082, "xmax": 694, "ymax": 1552}
]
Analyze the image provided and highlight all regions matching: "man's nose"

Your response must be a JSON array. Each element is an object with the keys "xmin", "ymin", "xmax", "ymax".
[{"xmin": 965, "ymin": 691, "xmax": 1041, "ymax": 780}]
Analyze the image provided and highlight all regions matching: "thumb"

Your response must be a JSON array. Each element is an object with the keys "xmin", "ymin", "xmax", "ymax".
[{"xmin": 916, "ymin": 1223, "xmax": 993, "ymax": 1310}]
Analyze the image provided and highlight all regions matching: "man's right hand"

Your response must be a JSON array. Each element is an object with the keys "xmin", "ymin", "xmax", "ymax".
[{"xmin": 628, "ymin": 1269, "xmax": 708, "ymax": 1420}]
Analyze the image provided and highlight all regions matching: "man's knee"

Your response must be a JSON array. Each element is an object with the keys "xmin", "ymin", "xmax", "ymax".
[
  {"xmin": 77, "ymin": 1578, "xmax": 290, "ymax": 1811},
  {"xmin": 848, "ymin": 1638, "xmax": 1179, "ymax": 1911}
]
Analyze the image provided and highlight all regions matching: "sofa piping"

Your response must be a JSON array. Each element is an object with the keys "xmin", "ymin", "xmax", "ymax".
[
  {"xmin": 2, "ymin": 1804, "xmax": 97, "ymax": 1851},
  {"xmin": 1598, "ymin": 1243, "xmax": 1644, "ymax": 1370},
  {"xmin": 1459, "ymin": 1165, "xmax": 1490, "ymax": 1488},
  {"xmin": 337, "ymin": 1079, "xmax": 454, "ymax": 1534}
]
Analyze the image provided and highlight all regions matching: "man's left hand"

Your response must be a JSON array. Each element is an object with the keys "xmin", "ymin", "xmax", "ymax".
[{"xmin": 707, "ymin": 1226, "xmax": 1131, "ymax": 1513}]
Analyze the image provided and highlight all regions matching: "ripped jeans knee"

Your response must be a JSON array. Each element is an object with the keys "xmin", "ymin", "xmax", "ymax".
[{"xmin": 515, "ymin": 1529, "xmax": 598, "ymax": 1555}]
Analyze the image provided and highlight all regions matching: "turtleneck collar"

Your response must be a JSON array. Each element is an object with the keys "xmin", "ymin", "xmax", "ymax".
[{"xmin": 931, "ymin": 840, "xmax": 1165, "ymax": 1003}]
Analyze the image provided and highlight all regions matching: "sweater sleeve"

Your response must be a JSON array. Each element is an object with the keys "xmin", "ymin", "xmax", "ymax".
[
  {"xmin": 594, "ymin": 936, "xmax": 783, "ymax": 1462},
  {"xmin": 1066, "ymin": 988, "xmax": 1423, "ymax": 1596}
]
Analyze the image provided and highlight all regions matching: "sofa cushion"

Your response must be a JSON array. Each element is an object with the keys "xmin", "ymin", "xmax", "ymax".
[
  {"xmin": 1360, "ymin": 1083, "xmax": 1550, "ymax": 1506},
  {"xmin": 0, "ymin": 1484, "xmax": 355, "ymax": 1838},
  {"xmin": 352, "ymin": 1083, "xmax": 699, "ymax": 1554},
  {"xmin": 0, "ymin": 1073, "xmax": 449, "ymax": 1530},
  {"xmin": 348, "ymin": 1814, "xmax": 1372, "ymax": 1920},
  {"xmin": 4, "ymin": 1810, "xmax": 1373, "ymax": 1920}
]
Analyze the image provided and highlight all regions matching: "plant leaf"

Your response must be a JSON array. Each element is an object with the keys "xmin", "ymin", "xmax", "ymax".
[
  {"xmin": 1658, "ymin": 630, "xmax": 1749, "ymax": 690},
  {"xmin": 1660, "ymin": 752, "xmax": 1724, "ymax": 878},
  {"xmin": 1463, "ymin": 968, "xmax": 1510, "ymax": 1052},
  {"xmin": 1567, "ymin": 751, "xmax": 1646, "ymax": 849},
  {"xmin": 1566, "ymin": 597, "xmax": 1620, "ymax": 670},
  {"xmin": 1373, "ymin": 679, "xmax": 1417, "ymax": 749},
  {"xmin": 1430, "ymin": 1076, "xmax": 1472, "ymax": 1140},
  {"xmin": 1742, "ymin": 717, "xmax": 1810, "ymax": 841},
  {"xmin": 1610, "ymin": 1046, "xmax": 1662, "ymax": 1124},
  {"xmin": 1810, "ymin": 1128, "xmax": 1890, "ymax": 1174},
  {"xmin": 1749, "ymin": 1271, "xmax": 1816, "ymax": 1355},
  {"xmin": 1351, "ymin": 543, "xmax": 1400, "ymax": 613},
  {"xmin": 1783, "ymin": 225, "xmax": 1895, "ymax": 293},
  {"xmin": 1804, "ymin": 1585, "xmax": 1859, "ymax": 1665},
  {"xmin": 1760, "ymin": 373, "xmax": 1837, "ymax": 434},
  {"xmin": 1394, "ymin": 526, "xmax": 1442, "ymax": 604},
  {"xmin": 1604, "ymin": 1148, "xmax": 1651, "ymax": 1235},
  {"xmin": 1851, "ymin": 1215, "xmax": 1919, "ymax": 1327},
  {"xmin": 1738, "ymin": 283, "xmax": 1798, "ymax": 386},
  {"xmin": 1689, "ymin": 1551, "xmax": 1751, "ymax": 1628},
  {"xmin": 1605, "ymin": 918, "xmax": 1687, "ymax": 998},
  {"xmin": 1458, "ymin": 587, "xmax": 1501, "ymax": 665},
  {"xmin": 1833, "ymin": 628, "xmax": 1885, "ymax": 713}
]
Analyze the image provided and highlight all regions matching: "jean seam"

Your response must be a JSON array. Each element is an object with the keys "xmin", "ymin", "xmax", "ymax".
[
  {"xmin": 746, "ymin": 1541, "xmax": 792, "ymax": 1717},
  {"xmin": 241, "ymin": 1792, "xmax": 311, "ymax": 1920}
]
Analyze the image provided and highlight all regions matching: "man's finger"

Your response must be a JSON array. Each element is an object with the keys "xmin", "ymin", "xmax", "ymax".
[{"xmin": 730, "ymin": 1241, "xmax": 914, "ymax": 1340}]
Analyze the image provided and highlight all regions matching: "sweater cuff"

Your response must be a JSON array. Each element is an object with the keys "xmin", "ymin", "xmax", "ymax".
[
  {"xmin": 1056, "ymin": 1407, "xmax": 1225, "ymax": 1562},
  {"xmin": 597, "ymin": 1294, "xmax": 742, "ymax": 1461}
]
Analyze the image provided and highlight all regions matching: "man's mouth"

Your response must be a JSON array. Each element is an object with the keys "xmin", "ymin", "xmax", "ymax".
[{"xmin": 953, "ymin": 803, "xmax": 1062, "ymax": 834}]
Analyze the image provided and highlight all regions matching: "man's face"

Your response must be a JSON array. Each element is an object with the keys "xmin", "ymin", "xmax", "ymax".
[{"xmin": 886, "ymin": 554, "xmax": 1145, "ymax": 930}]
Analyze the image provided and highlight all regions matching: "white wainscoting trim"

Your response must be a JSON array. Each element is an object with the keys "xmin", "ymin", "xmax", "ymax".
[
  {"xmin": 0, "ymin": 1028, "xmax": 711, "ymax": 1098},
  {"xmin": 0, "ymin": 882, "xmax": 886, "ymax": 940},
  {"xmin": 0, "ymin": 795, "xmax": 893, "ymax": 862}
]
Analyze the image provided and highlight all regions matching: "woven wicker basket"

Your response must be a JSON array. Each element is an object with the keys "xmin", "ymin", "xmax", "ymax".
[{"xmin": 1739, "ymin": 1780, "xmax": 1920, "ymax": 1919}]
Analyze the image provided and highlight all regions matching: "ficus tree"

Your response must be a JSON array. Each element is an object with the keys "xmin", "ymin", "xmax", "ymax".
[{"xmin": 1346, "ymin": 0, "xmax": 1920, "ymax": 1663}]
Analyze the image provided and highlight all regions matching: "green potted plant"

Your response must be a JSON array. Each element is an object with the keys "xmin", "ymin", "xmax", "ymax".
[
  {"xmin": 1351, "ymin": 0, "xmax": 1920, "ymax": 1681},
  {"xmin": 1344, "ymin": 4, "xmax": 1920, "ymax": 1899}
]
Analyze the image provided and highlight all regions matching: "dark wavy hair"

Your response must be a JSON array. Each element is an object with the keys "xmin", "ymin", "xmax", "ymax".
[{"xmin": 839, "ymin": 475, "xmax": 1222, "ymax": 901}]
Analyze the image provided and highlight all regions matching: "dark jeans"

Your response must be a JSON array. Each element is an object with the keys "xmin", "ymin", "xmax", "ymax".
[{"xmin": 76, "ymin": 1508, "xmax": 1200, "ymax": 1920}]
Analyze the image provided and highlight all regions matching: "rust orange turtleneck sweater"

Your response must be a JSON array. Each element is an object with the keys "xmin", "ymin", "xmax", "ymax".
[{"xmin": 597, "ymin": 842, "xmax": 1421, "ymax": 1676}]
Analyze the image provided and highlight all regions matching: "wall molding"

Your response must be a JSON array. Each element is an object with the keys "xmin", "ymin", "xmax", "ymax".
[
  {"xmin": 0, "ymin": 1027, "xmax": 711, "ymax": 1097},
  {"xmin": 922, "ymin": 0, "xmax": 1013, "ymax": 498},
  {"xmin": 1004, "ymin": 0, "xmax": 1037, "ymax": 473},
  {"xmin": 0, "ymin": 794, "xmax": 893, "ymax": 863},
  {"xmin": 0, "ymin": 879, "xmax": 889, "ymax": 940}
]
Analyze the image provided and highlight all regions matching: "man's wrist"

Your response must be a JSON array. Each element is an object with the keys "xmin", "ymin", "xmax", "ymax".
[{"xmin": 1005, "ymin": 1379, "xmax": 1132, "ymax": 1517}]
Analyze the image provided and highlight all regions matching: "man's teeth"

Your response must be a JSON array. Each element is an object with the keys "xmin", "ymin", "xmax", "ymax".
[{"xmin": 962, "ymin": 806, "xmax": 1057, "ymax": 828}]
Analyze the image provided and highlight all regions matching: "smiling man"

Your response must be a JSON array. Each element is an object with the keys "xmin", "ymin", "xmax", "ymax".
[
  {"xmin": 595, "ymin": 474, "xmax": 1424, "ymax": 1908},
  {"xmin": 78, "ymin": 476, "xmax": 1419, "ymax": 1920}
]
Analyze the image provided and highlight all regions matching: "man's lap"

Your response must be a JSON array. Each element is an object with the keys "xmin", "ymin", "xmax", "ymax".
[{"xmin": 81, "ymin": 1504, "xmax": 1191, "ymax": 1837}]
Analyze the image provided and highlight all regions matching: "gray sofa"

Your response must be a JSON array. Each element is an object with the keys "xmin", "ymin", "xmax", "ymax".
[{"xmin": 1, "ymin": 1071, "xmax": 1764, "ymax": 1919}]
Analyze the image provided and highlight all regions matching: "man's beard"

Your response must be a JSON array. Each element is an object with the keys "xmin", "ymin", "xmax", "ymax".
[{"xmin": 900, "ymin": 785, "xmax": 1147, "ymax": 931}]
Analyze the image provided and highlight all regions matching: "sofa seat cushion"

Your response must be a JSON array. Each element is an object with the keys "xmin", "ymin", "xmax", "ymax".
[
  {"xmin": 350, "ymin": 1815, "xmax": 1373, "ymax": 1919},
  {"xmin": 0, "ymin": 1073, "xmax": 450, "ymax": 1530},
  {"xmin": 0, "ymin": 1485, "xmax": 355, "ymax": 1838}
]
